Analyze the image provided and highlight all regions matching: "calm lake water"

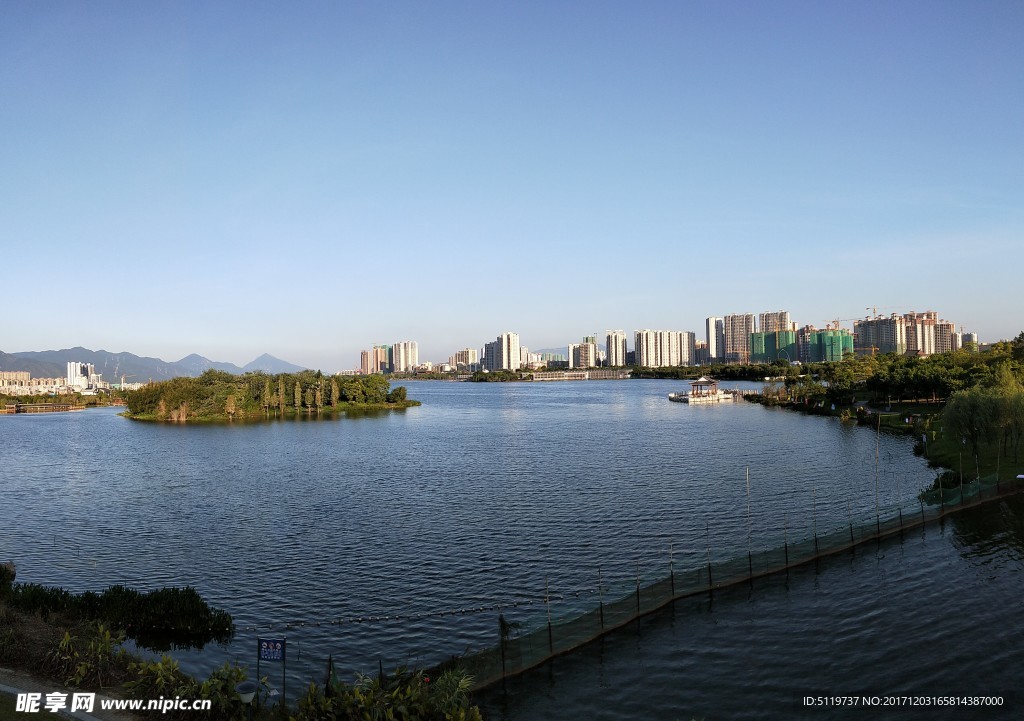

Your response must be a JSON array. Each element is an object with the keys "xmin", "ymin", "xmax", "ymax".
[{"xmin": 3, "ymin": 380, "xmax": 1020, "ymax": 718}]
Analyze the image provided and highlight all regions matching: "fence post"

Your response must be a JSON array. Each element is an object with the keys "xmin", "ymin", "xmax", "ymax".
[
  {"xmin": 812, "ymin": 485, "xmax": 819, "ymax": 554},
  {"xmin": 635, "ymin": 561, "xmax": 641, "ymax": 616},
  {"xmin": 746, "ymin": 466, "xmax": 753, "ymax": 582},
  {"xmin": 597, "ymin": 567, "xmax": 604, "ymax": 630},
  {"xmin": 498, "ymin": 615, "xmax": 506, "ymax": 678},
  {"xmin": 874, "ymin": 414, "xmax": 881, "ymax": 538},
  {"xmin": 783, "ymin": 512, "xmax": 789, "ymax": 570},
  {"xmin": 669, "ymin": 542, "xmax": 675, "ymax": 596},
  {"xmin": 705, "ymin": 522, "xmax": 713, "ymax": 594},
  {"xmin": 545, "ymin": 576, "xmax": 553, "ymax": 653}
]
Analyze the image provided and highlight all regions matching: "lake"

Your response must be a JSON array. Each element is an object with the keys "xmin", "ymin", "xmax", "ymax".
[{"xmin": 4, "ymin": 379, "xmax": 1018, "ymax": 718}]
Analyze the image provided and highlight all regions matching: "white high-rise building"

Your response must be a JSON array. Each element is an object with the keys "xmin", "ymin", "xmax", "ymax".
[
  {"xmin": 678, "ymin": 331, "xmax": 696, "ymax": 366},
  {"xmin": 391, "ymin": 341, "xmax": 419, "ymax": 373},
  {"xmin": 705, "ymin": 317, "xmax": 725, "ymax": 361},
  {"xmin": 66, "ymin": 362, "xmax": 98, "ymax": 390},
  {"xmin": 485, "ymin": 332, "xmax": 521, "ymax": 371},
  {"xmin": 605, "ymin": 330, "xmax": 627, "ymax": 367},
  {"xmin": 904, "ymin": 311, "xmax": 937, "ymax": 356},
  {"xmin": 634, "ymin": 330, "xmax": 692, "ymax": 368}
]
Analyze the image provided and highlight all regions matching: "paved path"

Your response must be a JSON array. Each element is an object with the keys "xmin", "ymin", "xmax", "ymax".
[{"xmin": 0, "ymin": 666, "xmax": 141, "ymax": 721}]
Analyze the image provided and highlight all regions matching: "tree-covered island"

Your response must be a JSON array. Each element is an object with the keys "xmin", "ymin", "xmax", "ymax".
[{"xmin": 122, "ymin": 369, "xmax": 419, "ymax": 422}]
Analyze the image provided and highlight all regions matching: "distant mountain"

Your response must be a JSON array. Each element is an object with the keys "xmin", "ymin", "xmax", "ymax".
[
  {"xmin": 243, "ymin": 353, "xmax": 305, "ymax": 374},
  {"xmin": 173, "ymin": 353, "xmax": 246, "ymax": 376},
  {"xmin": 1, "ymin": 348, "xmax": 309, "ymax": 382},
  {"xmin": 0, "ymin": 350, "xmax": 64, "ymax": 378}
]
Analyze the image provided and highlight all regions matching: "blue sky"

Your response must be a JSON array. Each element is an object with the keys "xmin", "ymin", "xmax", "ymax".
[{"xmin": 3, "ymin": 1, "xmax": 1021, "ymax": 370}]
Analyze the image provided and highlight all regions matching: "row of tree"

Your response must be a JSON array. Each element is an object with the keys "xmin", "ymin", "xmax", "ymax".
[
  {"xmin": 124, "ymin": 370, "xmax": 414, "ymax": 421},
  {"xmin": 943, "ymin": 363, "xmax": 1024, "ymax": 463}
]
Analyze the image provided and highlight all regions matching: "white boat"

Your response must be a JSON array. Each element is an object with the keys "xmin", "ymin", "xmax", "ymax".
[{"xmin": 668, "ymin": 377, "xmax": 738, "ymax": 404}]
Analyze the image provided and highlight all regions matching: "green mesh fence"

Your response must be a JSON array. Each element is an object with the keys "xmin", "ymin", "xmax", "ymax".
[{"xmin": 462, "ymin": 475, "xmax": 1024, "ymax": 691}]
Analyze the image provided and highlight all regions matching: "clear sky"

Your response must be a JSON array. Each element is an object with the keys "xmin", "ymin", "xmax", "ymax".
[{"xmin": 3, "ymin": 1, "xmax": 1021, "ymax": 370}]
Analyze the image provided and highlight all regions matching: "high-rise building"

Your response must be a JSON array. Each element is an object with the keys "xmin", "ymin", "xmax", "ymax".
[
  {"xmin": 705, "ymin": 317, "xmax": 725, "ymax": 361},
  {"xmin": 483, "ymin": 332, "xmax": 521, "ymax": 371},
  {"xmin": 678, "ymin": 331, "xmax": 696, "ymax": 366},
  {"xmin": 808, "ymin": 329, "xmax": 854, "ymax": 362},
  {"xmin": 694, "ymin": 341, "xmax": 710, "ymax": 366},
  {"xmin": 605, "ymin": 330, "xmax": 627, "ymax": 367},
  {"xmin": 568, "ymin": 340, "xmax": 598, "ymax": 369},
  {"xmin": 499, "ymin": 332, "xmax": 521, "ymax": 371},
  {"xmin": 751, "ymin": 331, "xmax": 797, "ymax": 363},
  {"xmin": 723, "ymin": 314, "xmax": 755, "ymax": 363},
  {"xmin": 633, "ymin": 330, "xmax": 691, "ymax": 367},
  {"xmin": 935, "ymin": 320, "xmax": 957, "ymax": 354},
  {"xmin": 482, "ymin": 340, "xmax": 500, "ymax": 371},
  {"xmin": 904, "ymin": 311, "xmax": 937, "ymax": 356},
  {"xmin": 66, "ymin": 362, "xmax": 99, "ymax": 389},
  {"xmin": 449, "ymin": 348, "xmax": 479, "ymax": 368},
  {"xmin": 854, "ymin": 314, "xmax": 907, "ymax": 355},
  {"xmin": 759, "ymin": 310, "xmax": 792, "ymax": 334},
  {"xmin": 796, "ymin": 325, "xmax": 817, "ymax": 364},
  {"xmin": 390, "ymin": 341, "xmax": 419, "ymax": 372}
]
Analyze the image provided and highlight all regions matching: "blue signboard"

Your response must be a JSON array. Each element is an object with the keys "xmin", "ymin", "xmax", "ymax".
[{"xmin": 259, "ymin": 638, "xmax": 286, "ymax": 662}]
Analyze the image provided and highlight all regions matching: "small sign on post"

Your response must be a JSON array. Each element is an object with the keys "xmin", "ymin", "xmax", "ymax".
[
  {"xmin": 256, "ymin": 637, "xmax": 287, "ymax": 708},
  {"xmin": 259, "ymin": 638, "xmax": 286, "ymax": 662}
]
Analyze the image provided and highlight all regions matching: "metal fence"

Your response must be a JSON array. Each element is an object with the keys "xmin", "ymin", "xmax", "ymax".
[{"xmin": 460, "ymin": 473, "xmax": 1024, "ymax": 690}]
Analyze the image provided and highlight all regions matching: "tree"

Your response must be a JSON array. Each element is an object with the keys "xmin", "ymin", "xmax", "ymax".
[
  {"xmin": 294, "ymin": 381, "xmax": 302, "ymax": 411},
  {"xmin": 1012, "ymin": 331, "xmax": 1024, "ymax": 362},
  {"xmin": 387, "ymin": 386, "xmax": 407, "ymax": 403}
]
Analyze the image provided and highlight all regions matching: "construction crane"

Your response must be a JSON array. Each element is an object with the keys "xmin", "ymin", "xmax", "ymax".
[
  {"xmin": 865, "ymin": 306, "xmax": 899, "ymax": 318},
  {"xmin": 120, "ymin": 374, "xmax": 136, "ymax": 388},
  {"xmin": 827, "ymin": 317, "xmax": 861, "ymax": 331}
]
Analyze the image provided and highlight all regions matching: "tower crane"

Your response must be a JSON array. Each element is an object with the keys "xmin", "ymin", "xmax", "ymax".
[
  {"xmin": 827, "ymin": 317, "xmax": 861, "ymax": 331},
  {"xmin": 865, "ymin": 306, "xmax": 899, "ymax": 318}
]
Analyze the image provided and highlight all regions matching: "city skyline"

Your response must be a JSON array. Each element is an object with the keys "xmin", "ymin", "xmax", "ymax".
[{"xmin": 3, "ymin": 2, "xmax": 1022, "ymax": 371}]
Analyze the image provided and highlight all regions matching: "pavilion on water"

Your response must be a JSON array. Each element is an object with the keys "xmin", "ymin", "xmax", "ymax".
[{"xmin": 689, "ymin": 377, "xmax": 720, "ymax": 398}]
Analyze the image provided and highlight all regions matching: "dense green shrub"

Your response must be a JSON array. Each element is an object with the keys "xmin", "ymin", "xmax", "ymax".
[
  {"xmin": 291, "ymin": 667, "xmax": 482, "ymax": 721},
  {"xmin": 2, "ymin": 583, "xmax": 232, "ymax": 650},
  {"xmin": 44, "ymin": 623, "xmax": 132, "ymax": 688}
]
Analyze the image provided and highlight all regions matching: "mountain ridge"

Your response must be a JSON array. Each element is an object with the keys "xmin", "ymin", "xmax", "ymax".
[{"xmin": 0, "ymin": 348, "xmax": 308, "ymax": 382}]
